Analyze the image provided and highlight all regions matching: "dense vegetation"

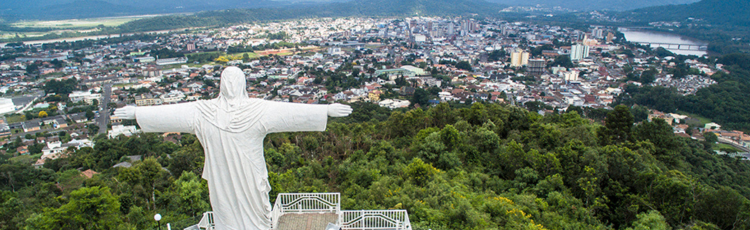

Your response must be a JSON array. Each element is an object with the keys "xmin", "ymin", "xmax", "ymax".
[
  {"xmin": 1, "ymin": 100, "xmax": 749, "ymax": 229},
  {"xmin": 628, "ymin": 0, "xmax": 750, "ymax": 28},
  {"xmin": 616, "ymin": 53, "xmax": 750, "ymax": 132}
]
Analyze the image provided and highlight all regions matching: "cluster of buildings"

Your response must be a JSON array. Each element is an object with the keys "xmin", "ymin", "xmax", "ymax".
[
  {"xmin": 646, "ymin": 109, "xmax": 750, "ymax": 159},
  {"xmin": 0, "ymin": 15, "xmax": 732, "ymax": 160},
  {"xmin": 650, "ymin": 74, "xmax": 716, "ymax": 95}
]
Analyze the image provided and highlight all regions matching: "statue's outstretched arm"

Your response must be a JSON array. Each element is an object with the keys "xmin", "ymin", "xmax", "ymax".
[
  {"xmin": 262, "ymin": 101, "xmax": 352, "ymax": 134},
  {"xmin": 114, "ymin": 104, "xmax": 197, "ymax": 134}
]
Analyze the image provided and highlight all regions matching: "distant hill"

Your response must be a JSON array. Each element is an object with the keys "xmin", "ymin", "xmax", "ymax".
[
  {"xmin": 625, "ymin": 0, "xmax": 750, "ymax": 27},
  {"xmin": 618, "ymin": 0, "xmax": 750, "ymax": 55},
  {"xmin": 0, "ymin": 0, "xmax": 287, "ymax": 21},
  {"xmin": 117, "ymin": 0, "xmax": 506, "ymax": 32},
  {"xmin": 0, "ymin": 0, "xmax": 503, "ymax": 21},
  {"xmin": 36, "ymin": 0, "xmax": 139, "ymax": 19},
  {"xmin": 486, "ymin": 0, "xmax": 698, "ymax": 11}
]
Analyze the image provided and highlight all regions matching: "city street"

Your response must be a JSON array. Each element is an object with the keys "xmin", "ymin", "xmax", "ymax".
[{"xmin": 97, "ymin": 84, "xmax": 112, "ymax": 134}]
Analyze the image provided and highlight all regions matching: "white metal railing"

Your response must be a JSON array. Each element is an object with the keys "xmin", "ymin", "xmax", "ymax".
[
  {"xmin": 270, "ymin": 193, "xmax": 341, "ymax": 229},
  {"xmin": 339, "ymin": 210, "xmax": 412, "ymax": 230},
  {"xmin": 197, "ymin": 211, "xmax": 215, "ymax": 230},
  {"xmin": 277, "ymin": 193, "xmax": 341, "ymax": 213},
  {"xmin": 198, "ymin": 193, "xmax": 412, "ymax": 230}
]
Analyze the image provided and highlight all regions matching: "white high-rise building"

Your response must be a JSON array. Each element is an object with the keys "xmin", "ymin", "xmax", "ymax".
[
  {"xmin": 571, "ymin": 44, "xmax": 590, "ymax": 61},
  {"xmin": 592, "ymin": 28, "xmax": 604, "ymax": 39}
]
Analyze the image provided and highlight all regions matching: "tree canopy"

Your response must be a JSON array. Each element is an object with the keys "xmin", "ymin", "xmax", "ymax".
[{"xmin": 0, "ymin": 101, "xmax": 749, "ymax": 229}]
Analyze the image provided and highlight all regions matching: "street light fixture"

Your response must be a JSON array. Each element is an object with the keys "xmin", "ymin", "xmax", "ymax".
[{"xmin": 154, "ymin": 213, "xmax": 162, "ymax": 230}]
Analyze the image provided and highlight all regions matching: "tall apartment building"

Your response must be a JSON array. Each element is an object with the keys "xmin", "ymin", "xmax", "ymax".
[
  {"xmin": 570, "ymin": 44, "xmax": 590, "ymax": 61},
  {"xmin": 527, "ymin": 59, "xmax": 546, "ymax": 75},
  {"xmin": 511, "ymin": 50, "xmax": 530, "ymax": 67}
]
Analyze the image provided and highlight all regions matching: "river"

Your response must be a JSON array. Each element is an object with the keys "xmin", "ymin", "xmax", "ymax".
[{"xmin": 619, "ymin": 28, "xmax": 708, "ymax": 56}]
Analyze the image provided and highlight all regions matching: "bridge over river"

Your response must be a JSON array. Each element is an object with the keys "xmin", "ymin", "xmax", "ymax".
[{"xmin": 635, "ymin": 42, "xmax": 708, "ymax": 51}]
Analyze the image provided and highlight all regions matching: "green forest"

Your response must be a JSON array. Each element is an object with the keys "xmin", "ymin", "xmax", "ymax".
[
  {"xmin": 1, "ymin": 100, "xmax": 749, "ymax": 229},
  {"xmin": 616, "ymin": 53, "xmax": 750, "ymax": 132}
]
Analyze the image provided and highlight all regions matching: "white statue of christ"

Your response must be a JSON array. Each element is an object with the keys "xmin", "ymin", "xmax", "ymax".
[{"xmin": 114, "ymin": 67, "xmax": 352, "ymax": 230}]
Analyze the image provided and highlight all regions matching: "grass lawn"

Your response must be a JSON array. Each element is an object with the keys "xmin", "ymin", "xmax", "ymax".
[
  {"xmin": 112, "ymin": 83, "xmax": 133, "ymax": 88},
  {"xmin": 714, "ymin": 143, "xmax": 742, "ymax": 152},
  {"xmin": 184, "ymin": 51, "xmax": 261, "ymax": 66},
  {"xmin": 677, "ymin": 111, "xmax": 712, "ymax": 125},
  {"xmin": 299, "ymin": 46, "xmax": 322, "ymax": 51},
  {"xmin": 11, "ymin": 16, "xmax": 152, "ymax": 29},
  {"xmin": 297, "ymin": 51, "xmax": 318, "ymax": 57},
  {"xmin": 2, "ymin": 16, "xmax": 151, "ymax": 40},
  {"xmin": 164, "ymin": 62, "xmax": 221, "ymax": 68},
  {"xmin": 275, "ymin": 51, "xmax": 294, "ymax": 56},
  {"xmin": 41, "ymin": 72, "xmax": 65, "ymax": 78},
  {"xmin": 187, "ymin": 51, "xmax": 223, "ymax": 56},
  {"xmin": 9, "ymin": 154, "xmax": 38, "ymax": 164},
  {"xmin": 0, "ymin": 32, "xmax": 49, "ymax": 39},
  {"xmin": 365, "ymin": 44, "xmax": 384, "ymax": 49},
  {"xmin": 231, "ymin": 52, "xmax": 260, "ymax": 59},
  {"xmin": 6, "ymin": 114, "xmax": 25, "ymax": 123}
]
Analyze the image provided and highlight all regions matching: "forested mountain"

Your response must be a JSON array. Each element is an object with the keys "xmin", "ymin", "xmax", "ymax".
[
  {"xmin": 2, "ymin": 99, "xmax": 750, "ymax": 229},
  {"xmin": 0, "ymin": 0, "xmax": 288, "ymax": 21},
  {"xmin": 487, "ymin": 0, "xmax": 698, "ymax": 11},
  {"xmin": 624, "ymin": 0, "xmax": 750, "ymax": 28},
  {"xmin": 117, "ymin": 0, "xmax": 505, "ymax": 32},
  {"xmin": 0, "ymin": 0, "xmax": 503, "ymax": 21},
  {"xmin": 0, "ymin": 0, "xmax": 703, "ymax": 21}
]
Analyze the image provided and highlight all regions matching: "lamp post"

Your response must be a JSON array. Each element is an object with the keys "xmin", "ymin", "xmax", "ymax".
[{"xmin": 154, "ymin": 213, "xmax": 162, "ymax": 230}]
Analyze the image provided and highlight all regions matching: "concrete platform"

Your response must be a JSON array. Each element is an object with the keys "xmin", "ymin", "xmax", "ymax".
[{"xmin": 275, "ymin": 213, "xmax": 338, "ymax": 230}]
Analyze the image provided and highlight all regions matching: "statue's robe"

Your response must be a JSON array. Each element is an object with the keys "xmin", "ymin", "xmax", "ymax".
[{"xmin": 134, "ymin": 68, "xmax": 328, "ymax": 230}]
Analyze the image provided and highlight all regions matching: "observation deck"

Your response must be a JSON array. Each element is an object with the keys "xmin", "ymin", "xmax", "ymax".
[{"xmin": 189, "ymin": 193, "xmax": 412, "ymax": 230}]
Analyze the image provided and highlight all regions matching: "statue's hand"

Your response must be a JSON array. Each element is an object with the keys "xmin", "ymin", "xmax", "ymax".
[
  {"xmin": 327, "ymin": 103, "xmax": 352, "ymax": 117},
  {"xmin": 113, "ymin": 106, "xmax": 136, "ymax": 120}
]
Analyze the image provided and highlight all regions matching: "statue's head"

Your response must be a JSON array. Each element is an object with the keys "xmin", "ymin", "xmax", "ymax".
[{"xmin": 219, "ymin": 66, "xmax": 248, "ymax": 101}]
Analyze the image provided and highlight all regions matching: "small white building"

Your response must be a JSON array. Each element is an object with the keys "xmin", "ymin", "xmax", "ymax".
[
  {"xmin": 156, "ymin": 57, "xmax": 188, "ymax": 66},
  {"xmin": 705, "ymin": 122, "xmax": 721, "ymax": 130},
  {"xmin": 0, "ymin": 98, "xmax": 15, "ymax": 114},
  {"xmin": 414, "ymin": 34, "xmax": 426, "ymax": 43},
  {"xmin": 41, "ymin": 139, "xmax": 94, "ymax": 159},
  {"xmin": 160, "ymin": 90, "xmax": 186, "ymax": 104},
  {"xmin": 328, "ymin": 47, "xmax": 343, "ymax": 56},
  {"xmin": 108, "ymin": 125, "xmax": 139, "ymax": 139},
  {"xmin": 378, "ymin": 99, "xmax": 411, "ymax": 109},
  {"xmin": 400, "ymin": 65, "xmax": 426, "ymax": 75},
  {"xmin": 69, "ymin": 91, "xmax": 102, "ymax": 105}
]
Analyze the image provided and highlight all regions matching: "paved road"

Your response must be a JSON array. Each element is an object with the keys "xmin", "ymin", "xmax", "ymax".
[{"xmin": 97, "ymin": 84, "xmax": 112, "ymax": 134}]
